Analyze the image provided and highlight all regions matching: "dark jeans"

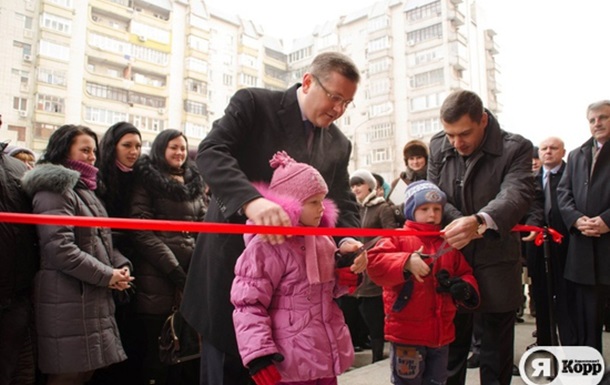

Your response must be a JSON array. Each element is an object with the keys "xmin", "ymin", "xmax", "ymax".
[
  {"xmin": 390, "ymin": 343, "xmax": 449, "ymax": 385},
  {"xmin": 199, "ymin": 339, "xmax": 250, "ymax": 385},
  {"xmin": 0, "ymin": 295, "xmax": 34, "ymax": 385},
  {"xmin": 447, "ymin": 311, "xmax": 515, "ymax": 385}
]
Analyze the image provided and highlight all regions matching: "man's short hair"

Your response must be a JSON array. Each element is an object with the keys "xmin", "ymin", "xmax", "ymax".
[
  {"xmin": 310, "ymin": 52, "xmax": 360, "ymax": 84},
  {"xmin": 586, "ymin": 100, "xmax": 610, "ymax": 115},
  {"xmin": 440, "ymin": 89, "xmax": 484, "ymax": 124}
]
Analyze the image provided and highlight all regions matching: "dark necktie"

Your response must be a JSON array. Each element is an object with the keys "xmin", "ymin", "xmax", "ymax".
[
  {"xmin": 304, "ymin": 120, "xmax": 315, "ymax": 153},
  {"xmin": 544, "ymin": 171, "xmax": 552, "ymax": 222},
  {"xmin": 591, "ymin": 144, "xmax": 601, "ymax": 177}
]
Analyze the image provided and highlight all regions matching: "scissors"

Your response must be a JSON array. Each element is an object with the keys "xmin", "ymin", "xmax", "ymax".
[
  {"xmin": 335, "ymin": 236, "xmax": 382, "ymax": 268},
  {"xmin": 392, "ymin": 239, "xmax": 453, "ymax": 312},
  {"xmin": 419, "ymin": 239, "xmax": 453, "ymax": 267}
]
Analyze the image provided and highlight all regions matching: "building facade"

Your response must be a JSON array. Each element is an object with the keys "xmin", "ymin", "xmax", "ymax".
[{"xmin": 0, "ymin": 0, "xmax": 499, "ymax": 183}]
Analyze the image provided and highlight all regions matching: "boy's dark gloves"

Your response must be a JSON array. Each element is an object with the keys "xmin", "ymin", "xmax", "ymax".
[
  {"xmin": 435, "ymin": 269, "xmax": 473, "ymax": 301},
  {"xmin": 449, "ymin": 280, "xmax": 472, "ymax": 301},
  {"xmin": 248, "ymin": 353, "xmax": 284, "ymax": 385}
]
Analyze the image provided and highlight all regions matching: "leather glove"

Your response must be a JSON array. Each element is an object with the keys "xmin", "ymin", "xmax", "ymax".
[
  {"xmin": 449, "ymin": 280, "xmax": 473, "ymax": 301},
  {"xmin": 248, "ymin": 353, "xmax": 284, "ymax": 385},
  {"xmin": 168, "ymin": 266, "xmax": 187, "ymax": 290},
  {"xmin": 336, "ymin": 267, "xmax": 360, "ymax": 294},
  {"xmin": 435, "ymin": 269, "xmax": 452, "ymax": 293}
]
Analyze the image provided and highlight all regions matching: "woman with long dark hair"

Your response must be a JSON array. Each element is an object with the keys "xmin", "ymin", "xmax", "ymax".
[
  {"xmin": 129, "ymin": 129, "xmax": 206, "ymax": 385},
  {"xmin": 90, "ymin": 122, "xmax": 142, "ymax": 385},
  {"xmin": 21, "ymin": 124, "xmax": 133, "ymax": 385}
]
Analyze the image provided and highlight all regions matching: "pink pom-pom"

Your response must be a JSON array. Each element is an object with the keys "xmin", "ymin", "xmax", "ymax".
[{"xmin": 269, "ymin": 151, "xmax": 294, "ymax": 169}]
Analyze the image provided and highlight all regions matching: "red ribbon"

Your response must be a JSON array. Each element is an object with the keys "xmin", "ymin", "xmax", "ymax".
[{"xmin": 0, "ymin": 212, "xmax": 562, "ymax": 244}]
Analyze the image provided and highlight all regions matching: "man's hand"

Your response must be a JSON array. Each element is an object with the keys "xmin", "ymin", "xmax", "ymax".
[
  {"xmin": 521, "ymin": 231, "xmax": 537, "ymax": 242},
  {"xmin": 443, "ymin": 216, "xmax": 481, "ymax": 250},
  {"xmin": 338, "ymin": 240, "xmax": 367, "ymax": 274},
  {"xmin": 577, "ymin": 215, "xmax": 610, "ymax": 237},
  {"xmin": 243, "ymin": 198, "xmax": 292, "ymax": 245},
  {"xmin": 403, "ymin": 246, "xmax": 429, "ymax": 283}
]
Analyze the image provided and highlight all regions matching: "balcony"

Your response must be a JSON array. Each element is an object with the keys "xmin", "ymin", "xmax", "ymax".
[
  {"xmin": 447, "ymin": 9, "xmax": 465, "ymax": 27},
  {"xmin": 485, "ymin": 39, "xmax": 499, "ymax": 55}
]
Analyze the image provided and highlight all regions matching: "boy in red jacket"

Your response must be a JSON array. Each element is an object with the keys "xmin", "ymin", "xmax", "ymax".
[{"xmin": 368, "ymin": 180, "xmax": 479, "ymax": 385}]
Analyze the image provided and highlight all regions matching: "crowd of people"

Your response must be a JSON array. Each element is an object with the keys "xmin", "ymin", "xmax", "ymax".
[{"xmin": 0, "ymin": 52, "xmax": 609, "ymax": 385}]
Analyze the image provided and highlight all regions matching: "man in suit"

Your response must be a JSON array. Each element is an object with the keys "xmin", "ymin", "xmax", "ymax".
[
  {"xmin": 428, "ymin": 90, "xmax": 534, "ymax": 385},
  {"xmin": 558, "ymin": 100, "xmax": 610, "ymax": 353},
  {"xmin": 526, "ymin": 137, "xmax": 576, "ymax": 346},
  {"xmin": 181, "ymin": 52, "xmax": 366, "ymax": 385}
]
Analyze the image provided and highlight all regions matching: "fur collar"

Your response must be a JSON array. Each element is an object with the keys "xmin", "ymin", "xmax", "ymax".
[
  {"xmin": 134, "ymin": 156, "xmax": 204, "ymax": 201},
  {"xmin": 21, "ymin": 164, "xmax": 80, "ymax": 197}
]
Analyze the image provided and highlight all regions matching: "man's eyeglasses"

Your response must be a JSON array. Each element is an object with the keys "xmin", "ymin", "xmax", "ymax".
[{"xmin": 311, "ymin": 74, "xmax": 354, "ymax": 109}]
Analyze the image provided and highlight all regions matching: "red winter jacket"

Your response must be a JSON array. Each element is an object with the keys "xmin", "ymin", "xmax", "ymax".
[{"xmin": 367, "ymin": 221, "xmax": 479, "ymax": 348}]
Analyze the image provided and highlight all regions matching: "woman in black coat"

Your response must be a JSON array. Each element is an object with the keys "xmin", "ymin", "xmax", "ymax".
[
  {"xmin": 129, "ymin": 129, "xmax": 206, "ymax": 385},
  {"xmin": 91, "ymin": 122, "xmax": 143, "ymax": 385}
]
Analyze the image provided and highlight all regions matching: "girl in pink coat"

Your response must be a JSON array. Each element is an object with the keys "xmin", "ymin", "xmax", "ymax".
[{"xmin": 230, "ymin": 151, "xmax": 357, "ymax": 385}]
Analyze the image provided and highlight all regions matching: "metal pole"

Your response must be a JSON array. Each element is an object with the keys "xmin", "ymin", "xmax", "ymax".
[{"xmin": 543, "ymin": 226, "xmax": 559, "ymax": 346}]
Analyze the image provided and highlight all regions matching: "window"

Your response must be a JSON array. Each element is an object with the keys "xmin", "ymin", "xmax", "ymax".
[
  {"xmin": 410, "ymin": 92, "xmax": 446, "ymax": 112},
  {"xmin": 47, "ymin": 0, "xmax": 73, "ymax": 8},
  {"xmin": 186, "ymin": 58, "xmax": 207, "ymax": 73},
  {"xmin": 410, "ymin": 68, "xmax": 444, "ymax": 88},
  {"xmin": 39, "ymin": 40, "xmax": 70, "ymax": 61},
  {"xmin": 34, "ymin": 122, "xmax": 59, "ymax": 139},
  {"xmin": 410, "ymin": 47, "xmax": 444, "ymax": 66},
  {"xmin": 369, "ymin": 102, "xmax": 393, "ymax": 117},
  {"xmin": 13, "ymin": 97, "xmax": 27, "ymax": 111},
  {"xmin": 368, "ymin": 148, "xmax": 391, "ymax": 164},
  {"xmin": 367, "ymin": 15, "xmax": 389, "ymax": 32},
  {"xmin": 407, "ymin": 23, "xmax": 442, "ymax": 45},
  {"xmin": 184, "ymin": 122, "xmax": 207, "ymax": 139},
  {"xmin": 11, "ymin": 69, "xmax": 29, "ymax": 85},
  {"xmin": 240, "ymin": 73, "xmax": 258, "ymax": 87},
  {"xmin": 406, "ymin": 1, "xmax": 442, "ymax": 22},
  {"xmin": 222, "ymin": 73, "xmax": 233, "ymax": 86},
  {"xmin": 410, "ymin": 117, "xmax": 441, "ymax": 137},
  {"xmin": 184, "ymin": 100, "xmax": 206, "ymax": 116},
  {"xmin": 188, "ymin": 35, "xmax": 209, "ymax": 52},
  {"xmin": 16, "ymin": 13, "xmax": 33, "ymax": 29},
  {"xmin": 369, "ymin": 57, "xmax": 391, "ymax": 75},
  {"xmin": 85, "ymin": 106, "xmax": 128, "ymax": 126},
  {"xmin": 38, "ymin": 68, "xmax": 67, "ymax": 86},
  {"xmin": 86, "ymin": 82, "xmax": 128, "ymax": 103},
  {"xmin": 129, "ymin": 115, "xmax": 164, "ymax": 132},
  {"xmin": 368, "ymin": 36, "xmax": 390, "ymax": 53},
  {"xmin": 185, "ymin": 78, "xmax": 206, "ymax": 94},
  {"xmin": 13, "ymin": 41, "xmax": 32, "ymax": 56},
  {"xmin": 366, "ymin": 123, "xmax": 394, "ymax": 142},
  {"xmin": 37, "ymin": 94, "xmax": 65, "ymax": 113},
  {"xmin": 369, "ymin": 78, "xmax": 391, "ymax": 97},
  {"xmin": 41, "ymin": 13, "xmax": 72, "ymax": 34}
]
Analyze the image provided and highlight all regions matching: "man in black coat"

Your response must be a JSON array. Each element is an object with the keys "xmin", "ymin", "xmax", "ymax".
[
  {"xmin": 527, "ymin": 137, "xmax": 576, "ymax": 346},
  {"xmin": 0, "ymin": 138, "xmax": 39, "ymax": 384},
  {"xmin": 558, "ymin": 100, "xmax": 610, "ymax": 353},
  {"xmin": 181, "ymin": 52, "xmax": 365, "ymax": 385},
  {"xmin": 428, "ymin": 90, "xmax": 534, "ymax": 385}
]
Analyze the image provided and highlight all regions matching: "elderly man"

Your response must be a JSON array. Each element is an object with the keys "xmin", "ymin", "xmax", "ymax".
[
  {"xmin": 526, "ymin": 137, "xmax": 576, "ymax": 347},
  {"xmin": 428, "ymin": 90, "xmax": 534, "ymax": 385},
  {"xmin": 558, "ymin": 100, "xmax": 610, "ymax": 353}
]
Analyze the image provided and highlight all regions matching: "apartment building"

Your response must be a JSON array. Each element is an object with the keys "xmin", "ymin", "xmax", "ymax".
[
  {"xmin": 0, "ymin": 0, "xmax": 498, "ymax": 183},
  {"xmin": 287, "ymin": 0, "xmax": 500, "ymax": 181}
]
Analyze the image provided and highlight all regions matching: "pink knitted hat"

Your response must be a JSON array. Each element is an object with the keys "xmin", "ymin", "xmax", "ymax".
[{"xmin": 269, "ymin": 151, "xmax": 328, "ymax": 202}]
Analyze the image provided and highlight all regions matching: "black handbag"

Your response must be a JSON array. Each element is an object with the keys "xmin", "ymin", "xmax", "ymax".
[{"xmin": 158, "ymin": 297, "xmax": 201, "ymax": 365}]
